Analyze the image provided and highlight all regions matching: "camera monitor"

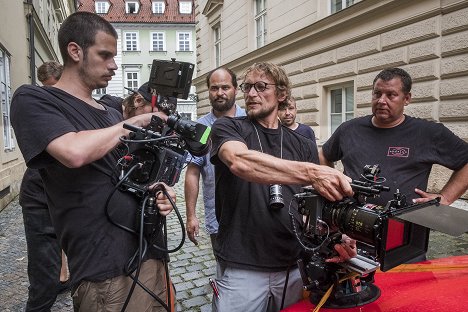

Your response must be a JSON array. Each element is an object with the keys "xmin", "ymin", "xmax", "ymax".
[{"xmin": 149, "ymin": 59, "xmax": 194, "ymax": 99}]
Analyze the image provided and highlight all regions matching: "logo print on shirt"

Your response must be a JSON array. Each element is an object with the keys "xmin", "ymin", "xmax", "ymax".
[{"xmin": 387, "ymin": 147, "xmax": 410, "ymax": 157}]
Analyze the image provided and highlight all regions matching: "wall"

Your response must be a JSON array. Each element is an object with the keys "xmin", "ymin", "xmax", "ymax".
[{"xmin": 194, "ymin": 0, "xmax": 468, "ymax": 197}]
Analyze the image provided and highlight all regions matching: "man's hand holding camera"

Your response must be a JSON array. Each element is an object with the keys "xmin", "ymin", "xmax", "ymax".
[
  {"xmin": 150, "ymin": 182, "xmax": 176, "ymax": 217},
  {"xmin": 326, "ymin": 235, "xmax": 358, "ymax": 263}
]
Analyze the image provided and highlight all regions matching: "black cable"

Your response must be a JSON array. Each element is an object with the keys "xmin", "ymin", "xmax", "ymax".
[
  {"xmin": 105, "ymin": 163, "xmax": 142, "ymax": 235},
  {"xmin": 280, "ymin": 264, "xmax": 291, "ymax": 310},
  {"xmin": 148, "ymin": 186, "xmax": 186, "ymax": 253},
  {"xmin": 121, "ymin": 195, "xmax": 148, "ymax": 312}
]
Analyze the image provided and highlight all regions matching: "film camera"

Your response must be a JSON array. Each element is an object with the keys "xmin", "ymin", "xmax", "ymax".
[
  {"xmin": 292, "ymin": 165, "xmax": 442, "ymax": 308},
  {"xmin": 118, "ymin": 59, "xmax": 210, "ymax": 197}
]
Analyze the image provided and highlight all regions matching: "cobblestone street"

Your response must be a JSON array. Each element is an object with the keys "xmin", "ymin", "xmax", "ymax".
[{"xmin": 0, "ymin": 169, "xmax": 467, "ymax": 311}]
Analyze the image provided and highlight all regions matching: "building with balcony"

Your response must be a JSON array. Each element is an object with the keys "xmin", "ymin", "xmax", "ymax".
[{"xmin": 194, "ymin": 0, "xmax": 468, "ymax": 196}]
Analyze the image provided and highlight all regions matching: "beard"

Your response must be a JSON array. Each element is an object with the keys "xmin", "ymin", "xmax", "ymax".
[
  {"xmin": 211, "ymin": 96, "xmax": 235, "ymax": 112},
  {"xmin": 78, "ymin": 57, "xmax": 109, "ymax": 90},
  {"xmin": 246, "ymin": 103, "xmax": 276, "ymax": 120}
]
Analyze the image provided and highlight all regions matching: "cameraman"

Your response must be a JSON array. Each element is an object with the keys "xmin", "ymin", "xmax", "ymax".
[
  {"xmin": 209, "ymin": 62, "xmax": 356, "ymax": 312},
  {"xmin": 319, "ymin": 67, "xmax": 468, "ymax": 261},
  {"xmin": 11, "ymin": 12, "xmax": 176, "ymax": 311}
]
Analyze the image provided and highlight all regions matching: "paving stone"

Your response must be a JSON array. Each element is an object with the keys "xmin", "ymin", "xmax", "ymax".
[{"xmin": 2, "ymin": 170, "xmax": 466, "ymax": 311}]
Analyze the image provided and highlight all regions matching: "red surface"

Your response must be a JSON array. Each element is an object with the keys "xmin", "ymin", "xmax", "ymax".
[
  {"xmin": 385, "ymin": 219, "xmax": 405, "ymax": 250},
  {"xmin": 281, "ymin": 255, "xmax": 468, "ymax": 312}
]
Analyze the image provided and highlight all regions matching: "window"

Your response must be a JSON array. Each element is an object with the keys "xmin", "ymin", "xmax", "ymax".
[
  {"xmin": 330, "ymin": 0, "xmax": 355, "ymax": 14},
  {"xmin": 126, "ymin": 72, "xmax": 139, "ymax": 91},
  {"xmin": 95, "ymin": 1, "xmax": 109, "ymax": 14},
  {"xmin": 152, "ymin": 1, "xmax": 165, "ymax": 14},
  {"xmin": 179, "ymin": 112, "xmax": 192, "ymax": 120},
  {"xmin": 0, "ymin": 48, "xmax": 14, "ymax": 151},
  {"xmin": 124, "ymin": 32, "xmax": 139, "ymax": 51},
  {"xmin": 213, "ymin": 24, "xmax": 221, "ymax": 67},
  {"xmin": 94, "ymin": 88, "xmax": 107, "ymax": 96},
  {"xmin": 179, "ymin": 1, "xmax": 192, "ymax": 14},
  {"xmin": 125, "ymin": 1, "xmax": 140, "ymax": 14},
  {"xmin": 177, "ymin": 32, "xmax": 192, "ymax": 51},
  {"xmin": 255, "ymin": 0, "xmax": 267, "ymax": 48},
  {"xmin": 151, "ymin": 32, "xmax": 166, "ymax": 51},
  {"xmin": 329, "ymin": 85, "xmax": 354, "ymax": 134}
]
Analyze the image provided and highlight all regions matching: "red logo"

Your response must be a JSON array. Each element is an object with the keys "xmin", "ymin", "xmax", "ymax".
[{"xmin": 387, "ymin": 147, "xmax": 409, "ymax": 157}]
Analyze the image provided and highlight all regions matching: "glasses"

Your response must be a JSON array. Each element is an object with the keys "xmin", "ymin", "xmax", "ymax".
[{"xmin": 239, "ymin": 81, "xmax": 277, "ymax": 93}]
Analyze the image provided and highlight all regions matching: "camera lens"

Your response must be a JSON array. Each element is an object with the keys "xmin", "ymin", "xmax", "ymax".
[{"xmin": 269, "ymin": 184, "xmax": 284, "ymax": 209}]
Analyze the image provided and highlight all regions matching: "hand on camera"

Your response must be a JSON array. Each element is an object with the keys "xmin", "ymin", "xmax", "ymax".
[
  {"xmin": 149, "ymin": 182, "xmax": 176, "ymax": 216},
  {"xmin": 311, "ymin": 166, "xmax": 353, "ymax": 202},
  {"xmin": 325, "ymin": 234, "xmax": 357, "ymax": 263}
]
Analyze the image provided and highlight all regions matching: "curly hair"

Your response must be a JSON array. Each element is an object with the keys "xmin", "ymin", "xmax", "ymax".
[
  {"xmin": 37, "ymin": 61, "xmax": 63, "ymax": 83},
  {"xmin": 242, "ymin": 62, "xmax": 291, "ymax": 103}
]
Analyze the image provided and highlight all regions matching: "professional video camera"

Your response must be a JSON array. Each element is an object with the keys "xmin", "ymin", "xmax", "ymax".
[
  {"xmin": 118, "ymin": 59, "xmax": 210, "ymax": 197},
  {"xmin": 109, "ymin": 59, "xmax": 210, "ymax": 312},
  {"xmin": 291, "ymin": 165, "xmax": 444, "ymax": 309}
]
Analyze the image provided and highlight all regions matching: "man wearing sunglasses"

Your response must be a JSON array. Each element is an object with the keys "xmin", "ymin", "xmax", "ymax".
[{"xmin": 209, "ymin": 62, "xmax": 356, "ymax": 311}]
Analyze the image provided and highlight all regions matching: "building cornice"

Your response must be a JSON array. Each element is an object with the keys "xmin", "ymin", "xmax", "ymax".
[{"xmin": 202, "ymin": 0, "xmax": 223, "ymax": 17}]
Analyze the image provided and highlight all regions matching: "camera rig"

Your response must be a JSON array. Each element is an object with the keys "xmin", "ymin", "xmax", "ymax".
[
  {"xmin": 118, "ymin": 59, "xmax": 208, "ymax": 197},
  {"xmin": 291, "ymin": 165, "xmax": 441, "ymax": 309},
  {"xmin": 108, "ymin": 59, "xmax": 210, "ymax": 312}
]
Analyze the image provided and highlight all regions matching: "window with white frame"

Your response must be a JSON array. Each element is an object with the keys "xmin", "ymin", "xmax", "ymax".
[
  {"xmin": 213, "ymin": 24, "xmax": 221, "ymax": 67},
  {"xmin": 125, "ymin": 1, "xmax": 140, "ymax": 14},
  {"xmin": 329, "ymin": 84, "xmax": 354, "ymax": 134},
  {"xmin": 177, "ymin": 32, "xmax": 192, "ymax": 51},
  {"xmin": 93, "ymin": 88, "xmax": 107, "ymax": 96},
  {"xmin": 124, "ymin": 32, "xmax": 139, "ymax": 51},
  {"xmin": 330, "ymin": 0, "xmax": 355, "ymax": 14},
  {"xmin": 125, "ymin": 71, "xmax": 140, "ymax": 91},
  {"xmin": 95, "ymin": 1, "xmax": 109, "ymax": 14},
  {"xmin": 179, "ymin": 112, "xmax": 192, "ymax": 120},
  {"xmin": 0, "ymin": 48, "xmax": 14, "ymax": 151},
  {"xmin": 152, "ymin": 1, "xmax": 165, "ymax": 14},
  {"xmin": 255, "ymin": 0, "xmax": 267, "ymax": 48},
  {"xmin": 179, "ymin": 1, "xmax": 192, "ymax": 14},
  {"xmin": 151, "ymin": 32, "xmax": 166, "ymax": 51}
]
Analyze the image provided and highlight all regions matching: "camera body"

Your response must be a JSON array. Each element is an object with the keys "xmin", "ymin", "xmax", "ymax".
[{"xmin": 119, "ymin": 117, "xmax": 188, "ymax": 197}]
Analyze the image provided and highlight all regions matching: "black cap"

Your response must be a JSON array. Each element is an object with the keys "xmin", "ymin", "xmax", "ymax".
[
  {"xmin": 125, "ymin": 82, "xmax": 178, "ymax": 114},
  {"xmin": 124, "ymin": 82, "xmax": 153, "ymax": 103}
]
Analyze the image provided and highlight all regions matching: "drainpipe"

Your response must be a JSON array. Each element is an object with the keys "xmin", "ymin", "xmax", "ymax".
[{"xmin": 26, "ymin": 0, "xmax": 36, "ymax": 85}]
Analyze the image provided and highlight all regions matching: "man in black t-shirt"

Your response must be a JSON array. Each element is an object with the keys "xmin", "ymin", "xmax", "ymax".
[
  {"xmin": 320, "ymin": 67, "xmax": 468, "ymax": 262},
  {"xmin": 11, "ymin": 12, "xmax": 176, "ymax": 311},
  {"xmin": 210, "ymin": 62, "xmax": 356, "ymax": 312}
]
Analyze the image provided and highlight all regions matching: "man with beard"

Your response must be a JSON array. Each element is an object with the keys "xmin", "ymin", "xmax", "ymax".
[
  {"xmin": 278, "ymin": 96, "xmax": 315, "ymax": 140},
  {"xmin": 185, "ymin": 67, "xmax": 245, "ymax": 247},
  {"xmin": 11, "ymin": 12, "xmax": 176, "ymax": 311},
  {"xmin": 209, "ymin": 62, "xmax": 356, "ymax": 312}
]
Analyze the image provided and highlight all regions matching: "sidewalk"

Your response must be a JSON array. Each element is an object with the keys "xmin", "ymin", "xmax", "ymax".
[
  {"xmin": 0, "ymin": 170, "xmax": 215, "ymax": 312},
  {"xmin": 1, "ymin": 171, "xmax": 467, "ymax": 311}
]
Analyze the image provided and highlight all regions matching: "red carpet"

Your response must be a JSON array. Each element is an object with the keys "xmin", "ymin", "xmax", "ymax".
[{"xmin": 281, "ymin": 255, "xmax": 468, "ymax": 312}]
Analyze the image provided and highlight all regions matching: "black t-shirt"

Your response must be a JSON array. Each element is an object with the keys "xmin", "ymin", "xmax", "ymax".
[
  {"xmin": 100, "ymin": 94, "xmax": 124, "ymax": 115},
  {"xmin": 322, "ymin": 115, "xmax": 468, "ymax": 205},
  {"xmin": 210, "ymin": 116, "xmax": 319, "ymax": 271},
  {"xmin": 19, "ymin": 168, "xmax": 46, "ymax": 208},
  {"xmin": 295, "ymin": 123, "xmax": 316, "ymax": 141},
  {"xmin": 11, "ymin": 85, "xmax": 163, "ymax": 286}
]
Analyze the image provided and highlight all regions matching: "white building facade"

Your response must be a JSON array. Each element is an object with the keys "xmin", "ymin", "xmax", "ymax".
[{"xmin": 194, "ymin": 0, "xmax": 468, "ymax": 196}]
